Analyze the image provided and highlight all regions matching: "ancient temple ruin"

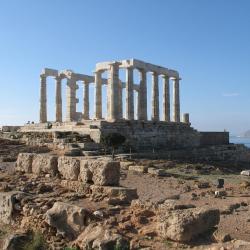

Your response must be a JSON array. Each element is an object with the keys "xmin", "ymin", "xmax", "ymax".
[
  {"xmin": 21, "ymin": 59, "xmax": 228, "ymax": 151},
  {"xmin": 39, "ymin": 59, "xmax": 187, "ymax": 124}
]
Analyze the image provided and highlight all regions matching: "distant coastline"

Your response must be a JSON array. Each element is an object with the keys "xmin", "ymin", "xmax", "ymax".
[{"xmin": 230, "ymin": 136, "xmax": 250, "ymax": 148}]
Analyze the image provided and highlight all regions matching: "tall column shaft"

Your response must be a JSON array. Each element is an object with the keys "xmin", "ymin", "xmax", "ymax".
[
  {"xmin": 151, "ymin": 72, "xmax": 159, "ymax": 121},
  {"xmin": 94, "ymin": 71, "xmax": 102, "ymax": 119},
  {"xmin": 138, "ymin": 69, "xmax": 147, "ymax": 120},
  {"xmin": 173, "ymin": 78, "xmax": 180, "ymax": 122},
  {"xmin": 39, "ymin": 75, "xmax": 47, "ymax": 123},
  {"xmin": 163, "ymin": 75, "xmax": 170, "ymax": 122},
  {"xmin": 108, "ymin": 62, "xmax": 120, "ymax": 121},
  {"xmin": 118, "ymin": 81, "xmax": 123, "ymax": 119},
  {"xmin": 55, "ymin": 77, "xmax": 62, "ymax": 122},
  {"xmin": 83, "ymin": 82, "xmax": 89, "ymax": 119},
  {"xmin": 126, "ymin": 67, "xmax": 134, "ymax": 120},
  {"xmin": 66, "ymin": 78, "xmax": 77, "ymax": 122}
]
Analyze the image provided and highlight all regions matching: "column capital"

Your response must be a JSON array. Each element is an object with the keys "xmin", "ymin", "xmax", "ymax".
[
  {"xmin": 126, "ymin": 65, "xmax": 134, "ymax": 70},
  {"xmin": 172, "ymin": 77, "xmax": 182, "ymax": 81},
  {"xmin": 84, "ymin": 80, "xmax": 90, "ymax": 85},
  {"xmin": 55, "ymin": 75, "xmax": 62, "ymax": 81},
  {"xmin": 151, "ymin": 71, "xmax": 159, "ymax": 76},
  {"xmin": 108, "ymin": 62, "xmax": 122, "ymax": 71},
  {"xmin": 93, "ymin": 69, "xmax": 105, "ymax": 74},
  {"xmin": 162, "ymin": 74, "xmax": 170, "ymax": 79},
  {"xmin": 40, "ymin": 74, "xmax": 46, "ymax": 80}
]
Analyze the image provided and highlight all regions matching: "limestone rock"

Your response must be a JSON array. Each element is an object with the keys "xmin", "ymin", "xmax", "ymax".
[
  {"xmin": 241, "ymin": 170, "xmax": 250, "ymax": 176},
  {"xmin": 148, "ymin": 167, "xmax": 166, "ymax": 176},
  {"xmin": 73, "ymin": 223, "xmax": 129, "ymax": 250},
  {"xmin": 129, "ymin": 165, "xmax": 148, "ymax": 173},
  {"xmin": 79, "ymin": 159, "xmax": 120, "ymax": 186},
  {"xmin": 3, "ymin": 233, "xmax": 29, "ymax": 250},
  {"xmin": 0, "ymin": 192, "xmax": 27, "ymax": 224},
  {"xmin": 158, "ymin": 206, "xmax": 220, "ymax": 242},
  {"xmin": 120, "ymin": 161, "xmax": 133, "ymax": 170},
  {"xmin": 15, "ymin": 153, "xmax": 36, "ymax": 173},
  {"xmin": 46, "ymin": 201, "xmax": 91, "ymax": 240},
  {"xmin": 32, "ymin": 154, "xmax": 58, "ymax": 176},
  {"xmin": 58, "ymin": 156, "xmax": 80, "ymax": 180},
  {"xmin": 90, "ymin": 185, "xmax": 138, "ymax": 205},
  {"xmin": 159, "ymin": 200, "xmax": 196, "ymax": 212}
]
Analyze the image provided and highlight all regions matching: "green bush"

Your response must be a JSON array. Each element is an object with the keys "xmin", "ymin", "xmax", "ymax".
[
  {"xmin": 100, "ymin": 133, "xmax": 126, "ymax": 159},
  {"xmin": 23, "ymin": 232, "xmax": 47, "ymax": 250}
]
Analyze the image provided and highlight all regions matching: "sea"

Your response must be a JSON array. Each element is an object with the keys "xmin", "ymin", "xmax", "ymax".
[{"xmin": 230, "ymin": 137, "xmax": 250, "ymax": 148}]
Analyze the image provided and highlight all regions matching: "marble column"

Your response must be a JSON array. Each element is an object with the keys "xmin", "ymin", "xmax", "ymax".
[
  {"xmin": 108, "ymin": 62, "xmax": 120, "ymax": 121},
  {"xmin": 173, "ymin": 78, "xmax": 180, "ymax": 122},
  {"xmin": 182, "ymin": 113, "xmax": 190, "ymax": 124},
  {"xmin": 118, "ymin": 80, "xmax": 123, "ymax": 119},
  {"xmin": 151, "ymin": 72, "xmax": 159, "ymax": 121},
  {"xmin": 66, "ymin": 78, "xmax": 77, "ymax": 122},
  {"xmin": 138, "ymin": 69, "xmax": 147, "ymax": 120},
  {"xmin": 55, "ymin": 76, "xmax": 62, "ymax": 122},
  {"xmin": 126, "ymin": 67, "xmax": 134, "ymax": 120},
  {"xmin": 162, "ymin": 75, "xmax": 170, "ymax": 122},
  {"xmin": 94, "ymin": 71, "xmax": 102, "ymax": 119},
  {"xmin": 39, "ymin": 75, "xmax": 47, "ymax": 123},
  {"xmin": 82, "ymin": 81, "xmax": 89, "ymax": 119}
]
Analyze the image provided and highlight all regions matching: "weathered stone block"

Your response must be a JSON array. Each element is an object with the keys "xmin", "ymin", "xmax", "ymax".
[
  {"xmin": 241, "ymin": 170, "xmax": 250, "ymax": 176},
  {"xmin": 120, "ymin": 161, "xmax": 133, "ymax": 170},
  {"xmin": 46, "ymin": 202, "xmax": 91, "ymax": 240},
  {"xmin": 58, "ymin": 156, "xmax": 80, "ymax": 180},
  {"xmin": 32, "ymin": 154, "xmax": 58, "ymax": 176},
  {"xmin": 90, "ymin": 185, "xmax": 138, "ymax": 205},
  {"xmin": 79, "ymin": 159, "xmax": 120, "ymax": 186},
  {"xmin": 129, "ymin": 165, "xmax": 148, "ymax": 173},
  {"xmin": 0, "ymin": 192, "xmax": 26, "ymax": 224},
  {"xmin": 16, "ymin": 153, "xmax": 36, "ymax": 173},
  {"xmin": 158, "ymin": 207, "xmax": 220, "ymax": 242},
  {"xmin": 148, "ymin": 167, "xmax": 166, "ymax": 176}
]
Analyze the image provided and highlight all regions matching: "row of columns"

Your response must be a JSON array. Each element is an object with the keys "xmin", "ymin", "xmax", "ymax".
[
  {"xmin": 40, "ymin": 75, "xmax": 90, "ymax": 123},
  {"xmin": 40, "ymin": 68, "xmax": 181, "ymax": 123},
  {"xmin": 94, "ymin": 64, "xmax": 180, "ymax": 122}
]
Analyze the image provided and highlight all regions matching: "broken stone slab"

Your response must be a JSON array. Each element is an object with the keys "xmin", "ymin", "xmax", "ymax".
[
  {"xmin": 73, "ymin": 223, "xmax": 129, "ymax": 250},
  {"xmin": 32, "ymin": 154, "xmax": 58, "ymax": 176},
  {"xmin": 158, "ymin": 206, "xmax": 220, "ymax": 242},
  {"xmin": 90, "ymin": 185, "xmax": 138, "ymax": 205},
  {"xmin": 120, "ymin": 161, "xmax": 134, "ymax": 170},
  {"xmin": 148, "ymin": 167, "xmax": 167, "ymax": 176},
  {"xmin": 0, "ymin": 192, "xmax": 27, "ymax": 224},
  {"xmin": 15, "ymin": 153, "xmax": 36, "ymax": 173},
  {"xmin": 129, "ymin": 165, "xmax": 148, "ymax": 173},
  {"xmin": 60, "ymin": 180, "xmax": 87, "ymax": 192},
  {"xmin": 46, "ymin": 201, "xmax": 92, "ymax": 240},
  {"xmin": 79, "ymin": 159, "xmax": 120, "ymax": 186},
  {"xmin": 158, "ymin": 200, "xmax": 196, "ymax": 212},
  {"xmin": 240, "ymin": 170, "xmax": 250, "ymax": 176},
  {"xmin": 3, "ymin": 233, "xmax": 30, "ymax": 250},
  {"xmin": 58, "ymin": 156, "xmax": 80, "ymax": 180}
]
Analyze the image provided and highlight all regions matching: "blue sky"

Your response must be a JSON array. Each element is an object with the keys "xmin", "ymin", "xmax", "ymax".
[{"xmin": 0, "ymin": 0, "xmax": 249, "ymax": 135}]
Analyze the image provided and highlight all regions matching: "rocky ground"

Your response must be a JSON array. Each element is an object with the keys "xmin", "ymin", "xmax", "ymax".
[{"xmin": 0, "ymin": 137, "xmax": 250, "ymax": 249}]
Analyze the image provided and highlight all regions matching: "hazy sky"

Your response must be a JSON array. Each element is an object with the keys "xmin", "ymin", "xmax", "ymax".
[{"xmin": 0, "ymin": 0, "xmax": 249, "ymax": 135}]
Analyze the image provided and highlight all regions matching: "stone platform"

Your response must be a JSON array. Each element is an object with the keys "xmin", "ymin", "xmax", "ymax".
[{"xmin": 20, "ymin": 120, "xmax": 200, "ymax": 150}]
